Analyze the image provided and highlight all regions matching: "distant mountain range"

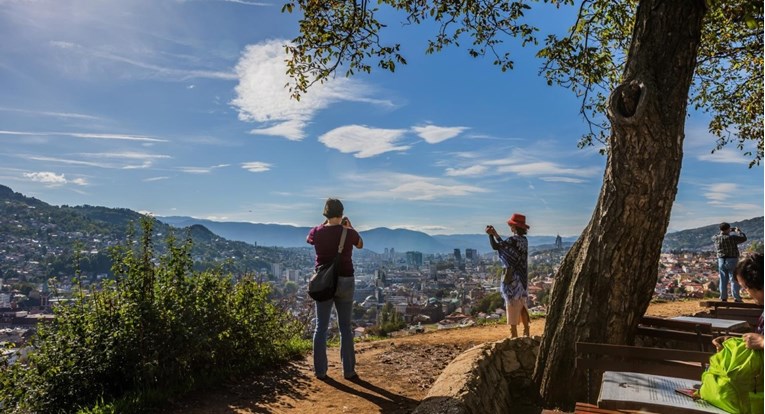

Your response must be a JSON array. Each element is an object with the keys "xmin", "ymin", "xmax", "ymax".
[
  {"xmin": 158, "ymin": 216, "xmax": 580, "ymax": 254},
  {"xmin": 159, "ymin": 215, "xmax": 763, "ymax": 254},
  {"xmin": 1, "ymin": 181, "xmax": 759, "ymax": 267}
]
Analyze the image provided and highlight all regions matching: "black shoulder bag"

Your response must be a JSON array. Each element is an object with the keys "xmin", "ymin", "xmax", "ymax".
[{"xmin": 308, "ymin": 226, "xmax": 347, "ymax": 301}]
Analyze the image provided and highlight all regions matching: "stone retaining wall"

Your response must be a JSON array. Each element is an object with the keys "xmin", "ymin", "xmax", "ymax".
[{"xmin": 413, "ymin": 336, "xmax": 542, "ymax": 414}]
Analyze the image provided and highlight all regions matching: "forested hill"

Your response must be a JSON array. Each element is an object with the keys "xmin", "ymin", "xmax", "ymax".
[
  {"xmin": 662, "ymin": 216, "xmax": 763, "ymax": 251},
  {"xmin": 0, "ymin": 185, "xmax": 300, "ymax": 282}
]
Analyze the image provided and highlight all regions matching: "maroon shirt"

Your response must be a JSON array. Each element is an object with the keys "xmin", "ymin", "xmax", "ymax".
[{"xmin": 307, "ymin": 224, "xmax": 361, "ymax": 277}]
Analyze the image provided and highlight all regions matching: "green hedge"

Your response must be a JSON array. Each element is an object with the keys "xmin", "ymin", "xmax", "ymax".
[{"xmin": 0, "ymin": 217, "xmax": 307, "ymax": 413}]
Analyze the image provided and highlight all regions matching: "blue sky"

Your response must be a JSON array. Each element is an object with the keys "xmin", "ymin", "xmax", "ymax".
[{"xmin": 0, "ymin": 0, "xmax": 762, "ymax": 237}]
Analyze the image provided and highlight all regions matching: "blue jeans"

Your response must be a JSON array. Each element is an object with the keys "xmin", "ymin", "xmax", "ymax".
[
  {"xmin": 718, "ymin": 257, "xmax": 741, "ymax": 301},
  {"xmin": 313, "ymin": 276, "xmax": 355, "ymax": 378}
]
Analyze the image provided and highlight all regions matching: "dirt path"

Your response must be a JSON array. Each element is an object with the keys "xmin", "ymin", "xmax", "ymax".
[{"xmin": 165, "ymin": 300, "xmax": 709, "ymax": 414}]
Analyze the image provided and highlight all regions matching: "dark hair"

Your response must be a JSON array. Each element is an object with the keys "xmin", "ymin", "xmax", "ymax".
[
  {"xmin": 720, "ymin": 222, "xmax": 731, "ymax": 231},
  {"xmin": 513, "ymin": 226, "xmax": 528, "ymax": 236},
  {"xmin": 323, "ymin": 198, "xmax": 344, "ymax": 218},
  {"xmin": 735, "ymin": 252, "xmax": 763, "ymax": 292}
]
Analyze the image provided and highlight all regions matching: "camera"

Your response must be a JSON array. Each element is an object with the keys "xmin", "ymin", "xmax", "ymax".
[{"xmin": 341, "ymin": 217, "xmax": 349, "ymax": 225}]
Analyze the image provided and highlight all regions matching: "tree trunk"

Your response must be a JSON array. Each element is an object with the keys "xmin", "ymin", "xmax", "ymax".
[{"xmin": 533, "ymin": 0, "xmax": 707, "ymax": 408}]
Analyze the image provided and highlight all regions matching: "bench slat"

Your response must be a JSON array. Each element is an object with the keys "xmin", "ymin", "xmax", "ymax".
[
  {"xmin": 576, "ymin": 342, "xmax": 712, "ymax": 363},
  {"xmin": 639, "ymin": 316, "xmax": 712, "ymax": 334},
  {"xmin": 576, "ymin": 357, "xmax": 705, "ymax": 380},
  {"xmin": 700, "ymin": 300, "xmax": 762, "ymax": 310}
]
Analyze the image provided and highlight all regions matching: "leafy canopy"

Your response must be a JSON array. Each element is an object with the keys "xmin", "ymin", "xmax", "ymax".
[{"xmin": 283, "ymin": 0, "xmax": 763, "ymax": 165}]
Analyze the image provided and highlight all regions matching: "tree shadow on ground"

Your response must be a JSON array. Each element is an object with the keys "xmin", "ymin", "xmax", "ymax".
[
  {"xmin": 323, "ymin": 376, "xmax": 420, "ymax": 413},
  {"xmin": 159, "ymin": 359, "xmax": 313, "ymax": 413}
]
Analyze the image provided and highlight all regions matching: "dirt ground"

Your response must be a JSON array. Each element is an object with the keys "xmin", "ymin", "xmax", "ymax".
[{"xmin": 164, "ymin": 300, "xmax": 712, "ymax": 414}]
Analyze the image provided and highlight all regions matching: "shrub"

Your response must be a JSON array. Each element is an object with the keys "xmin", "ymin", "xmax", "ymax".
[{"xmin": 0, "ymin": 217, "xmax": 305, "ymax": 413}]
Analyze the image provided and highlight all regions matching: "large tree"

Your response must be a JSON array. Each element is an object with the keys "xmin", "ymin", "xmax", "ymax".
[{"xmin": 282, "ymin": 0, "xmax": 763, "ymax": 407}]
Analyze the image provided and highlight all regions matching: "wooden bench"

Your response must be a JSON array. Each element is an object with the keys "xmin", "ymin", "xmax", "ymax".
[
  {"xmin": 574, "ymin": 402, "xmax": 640, "ymax": 413},
  {"xmin": 699, "ymin": 300, "xmax": 762, "ymax": 310},
  {"xmin": 711, "ymin": 308, "xmax": 761, "ymax": 326},
  {"xmin": 636, "ymin": 316, "xmax": 714, "ymax": 352},
  {"xmin": 576, "ymin": 341, "xmax": 712, "ymax": 404}
]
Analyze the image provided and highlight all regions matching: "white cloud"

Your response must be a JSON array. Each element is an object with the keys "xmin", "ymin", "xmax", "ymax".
[
  {"xmin": 318, "ymin": 125, "xmax": 410, "ymax": 158},
  {"xmin": 540, "ymin": 176, "xmax": 587, "ymax": 184},
  {"xmin": 0, "ymin": 107, "xmax": 101, "ymax": 121},
  {"xmin": 49, "ymin": 41, "xmax": 237, "ymax": 81},
  {"xmin": 350, "ymin": 172, "xmax": 488, "ymax": 201},
  {"xmin": 445, "ymin": 165, "xmax": 488, "ymax": 177},
  {"xmin": 231, "ymin": 39, "xmax": 392, "ymax": 141},
  {"xmin": 241, "ymin": 161, "xmax": 271, "ymax": 172},
  {"xmin": 704, "ymin": 183, "xmax": 737, "ymax": 203},
  {"xmin": 0, "ymin": 130, "xmax": 167, "ymax": 142},
  {"xmin": 21, "ymin": 152, "xmax": 167, "ymax": 170},
  {"xmin": 220, "ymin": 0, "xmax": 271, "ymax": 5},
  {"xmin": 497, "ymin": 161, "xmax": 599, "ymax": 177},
  {"xmin": 394, "ymin": 224, "xmax": 450, "ymax": 233},
  {"xmin": 249, "ymin": 120, "xmax": 307, "ymax": 140},
  {"xmin": 698, "ymin": 148, "xmax": 750, "ymax": 165},
  {"xmin": 143, "ymin": 176, "xmax": 170, "ymax": 182},
  {"xmin": 178, "ymin": 164, "xmax": 230, "ymax": 174},
  {"xmin": 78, "ymin": 151, "xmax": 171, "ymax": 160},
  {"xmin": 23, "ymin": 171, "xmax": 88, "ymax": 186},
  {"xmin": 178, "ymin": 0, "xmax": 271, "ymax": 5},
  {"xmin": 22, "ymin": 155, "xmax": 113, "ymax": 168},
  {"xmin": 412, "ymin": 125, "xmax": 468, "ymax": 144}
]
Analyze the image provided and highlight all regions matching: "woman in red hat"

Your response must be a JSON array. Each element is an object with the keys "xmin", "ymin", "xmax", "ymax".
[{"xmin": 486, "ymin": 213, "xmax": 530, "ymax": 338}]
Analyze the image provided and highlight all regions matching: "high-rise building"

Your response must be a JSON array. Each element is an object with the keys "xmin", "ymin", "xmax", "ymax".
[
  {"xmin": 454, "ymin": 248, "xmax": 462, "ymax": 263},
  {"xmin": 465, "ymin": 248, "xmax": 477, "ymax": 261},
  {"xmin": 271, "ymin": 263, "xmax": 282, "ymax": 280},
  {"xmin": 406, "ymin": 251, "xmax": 423, "ymax": 266},
  {"xmin": 555, "ymin": 234, "xmax": 563, "ymax": 250}
]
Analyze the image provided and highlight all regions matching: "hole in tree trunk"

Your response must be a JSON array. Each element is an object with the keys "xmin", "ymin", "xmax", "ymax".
[{"xmin": 617, "ymin": 81, "xmax": 642, "ymax": 117}]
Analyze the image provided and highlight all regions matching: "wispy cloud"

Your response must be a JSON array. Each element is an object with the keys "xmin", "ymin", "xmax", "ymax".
[
  {"xmin": 412, "ymin": 125, "xmax": 469, "ymax": 144},
  {"xmin": 349, "ymin": 172, "xmax": 488, "ymax": 201},
  {"xmin": 241, "ymin": 161, "xmax": 271, "ymax": 172},
  {"xmin": 78, "ymin": 151, "xmax": 171, "ymax": 160},
  {"xmin": 0, "ymin": 130, "xmax": 167, "ymax": 142},
  {"xmin": 22, "ymin": 155, "xmax": 113, "ymax": 168},
  {"xmin": 50, "ymin": 41, "xmax": 237, "ymax": 81},
  {"xmin": 442, "ymin": 150, "xmax": 599, "ymax": 183},
  {"xmin": 445, "ymin": 165, "xmax": 488, "ymax": 177},
  {"xmin": 178, "ymin": 0, "xmax": 272, "ymax": 5},
  {"xmin": 698, "ymin": 148, "xmax": 750, "ymax": 165},
  {"xmin": 143, "ymin": 176, "xmax": 170, "ymax": 182},
  {"xmin": 219, "ymin": 0, "xmax": 271, "ymax": 5},
  {"xmin": 497, "ymin": 161, "xmax": 599, "ymax": 178},
  {"xmin": 0, "ymin": 107, "xmax": 102, "ymax": 121},
  {"xmin": 704, "ymin": 183, "xmax": 737, "ymax": 204},
  {"xmin": 318, "ymin": 125, "xmax": 410, "ymax": 158},
  {"xmin": 394, "ymin": 224, "xmax": 450, "ymax": 233},
  {"xmin": 23, "ymin": 171, "xmax": 88, "ymax": 186},
  {"xmin": 20, "ymin": 152, "xmax": 169, "ymax": 170},
  {"xmin": 178, "ymin": 164, "xmax": 230, "ymax": 174},
  {"xmin": 231, "ymin": 39, "xmax": 393, "ymax": 141},
  {"xmin": 540, "ymin": 176, "xmax": 587, "ymax": 184}
]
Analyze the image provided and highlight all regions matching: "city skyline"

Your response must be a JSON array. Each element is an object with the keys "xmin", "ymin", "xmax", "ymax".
[{"xmin": 0, "ymin": 0, "xmax": 761, "ymax": 237}]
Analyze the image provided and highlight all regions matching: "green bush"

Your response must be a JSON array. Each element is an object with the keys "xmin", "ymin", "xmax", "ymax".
[
  {"xmin": 471, "ymin": 292, "xmax": 504, "ymax": 316},
  {"xmin": 0, "ymin": 217, "xmax": 306, "ymax": 413}
]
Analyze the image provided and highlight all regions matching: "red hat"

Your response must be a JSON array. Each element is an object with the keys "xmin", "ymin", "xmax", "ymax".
[{"xmin": 507, "ymin": 213, "xmax": 529, "ymax": 230}]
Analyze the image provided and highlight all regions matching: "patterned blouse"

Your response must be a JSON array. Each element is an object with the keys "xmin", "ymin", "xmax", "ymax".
[{"xmin": 489, "ymin": 234, "xmax": 528, "ymax": 301}]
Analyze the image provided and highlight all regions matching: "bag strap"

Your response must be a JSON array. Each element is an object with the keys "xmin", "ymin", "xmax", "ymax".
[{"xmin": 337, "ymin": 227, "xmax": 348, "ymax": 254}]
